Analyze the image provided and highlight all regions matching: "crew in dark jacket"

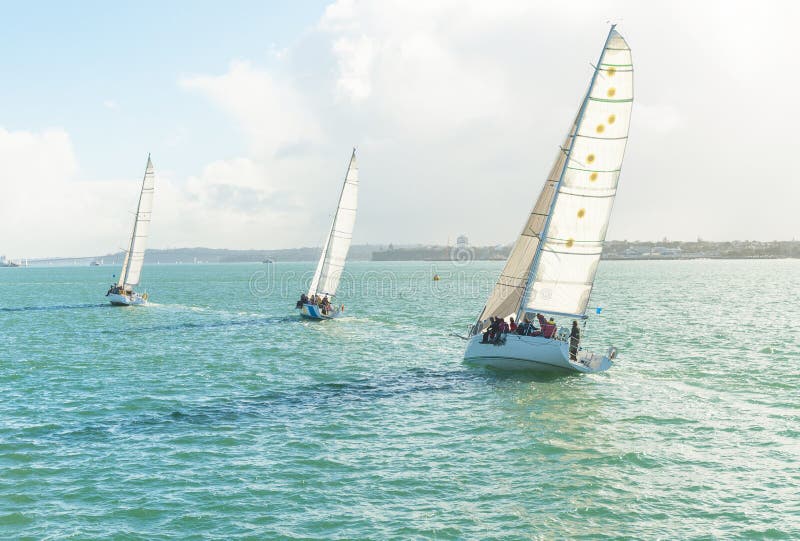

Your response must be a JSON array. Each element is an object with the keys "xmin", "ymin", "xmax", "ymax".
[{"xmin": 569, "ymin": 320, "xmax": 581, "ymax": 361}]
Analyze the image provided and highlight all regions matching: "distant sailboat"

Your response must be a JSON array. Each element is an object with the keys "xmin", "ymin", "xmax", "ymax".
[
  {"xmin": 106, "ymin": 156, "xmax": 155, "ymax": 306},
  {"xmin": 464, "ymin": 26, "xmax": 632, "ymax": 373},
  {"xmin": 297, "ymin": 149, "xmax": 358, "ymax": 319}
]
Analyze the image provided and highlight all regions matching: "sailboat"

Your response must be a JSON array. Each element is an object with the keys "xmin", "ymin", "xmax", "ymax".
[
  {"xmin": 106, "ymin": 155, "xmax": 155, "ymax": 306},
  {"xmin": 464, "ymin": 26, "xmax": 632, "ymax": 373},
  {"xmin": 297, "ymin": 149, "xmax": 358, "ymax": 319}
]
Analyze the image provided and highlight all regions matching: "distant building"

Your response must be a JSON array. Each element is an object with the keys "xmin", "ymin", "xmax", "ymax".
[{"xmin": 651, "ymin": 246, "xmax": 682, "ymax": 256}]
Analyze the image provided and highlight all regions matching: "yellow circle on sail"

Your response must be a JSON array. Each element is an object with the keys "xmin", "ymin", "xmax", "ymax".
[
  {"xmin": 577, "ymin": 209, "xmax": 586, "ymax": 218},
  {"xmin": 608, "ymin": 114, "xmax": 616, "ymax": 124},
  {"xmin": 596, "ymin": 124, "xmax": 605, "ymax": 133},
  {"xmin": 566, "ymin": 238, "xmax": 575, "ymax": 248},
  {"xmin": 607, "ymin": 67, "xmax": 616, "ymax": 76},
  {"xmin": 590, "ymin": 172, "xmax": 598, "ymax": 182},
  {"xmin": 587, "ymin": 154, "xmax": 595, "ymax": 163},
  {"xmin": 607, "ymin": 87, "xmax": 616, "ymax": 97}
]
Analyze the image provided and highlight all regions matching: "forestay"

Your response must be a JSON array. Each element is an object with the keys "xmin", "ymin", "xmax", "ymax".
[
  {"xmin": 308, "ymin": 149, "xmax": 359, "ymax": 298},
  {"xmin": 521, "ymin": 28, "xmax": 633, "ymax": 318},
  {"xmin": 118, "ymin": 156, "xmax": 155, "ymax": 288}
]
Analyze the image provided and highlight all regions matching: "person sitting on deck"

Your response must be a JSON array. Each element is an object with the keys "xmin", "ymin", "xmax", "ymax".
[
  {"xmin": 542, "ymin": 317, "xmax": 557, "ymax": 339},
  {"xmin": 482, "ymin": 317, "xmax": 496, "ymax": 343},
  {"xmin": 492, "ymin": 318, "xmax": 509, "ymax": 344},
  {"xmin": 517, "ymin": 316, "xmax": 534, "ymax": 335},
  {"xmin": 509, "ymin": 317, "xmax": 517, "ymax": 333},
  {"xmin": 533, "ymin": 313, "xmax": 547, "ymax": 336},
  {"xmin": 296, "ymin": 293, "xmax": 308, "ymax": 309},
  {"xmin": 321, "ymin": 295, "xmax": 331, "ymax": 315}
]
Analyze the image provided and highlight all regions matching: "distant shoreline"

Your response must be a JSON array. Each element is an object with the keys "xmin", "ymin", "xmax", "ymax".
[{"xmin": 6, "ymin": 240, "xmax": 798, "ymax": 266}]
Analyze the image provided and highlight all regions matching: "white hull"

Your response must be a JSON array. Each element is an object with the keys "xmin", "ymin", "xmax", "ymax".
[
  {"xmin": 463, "ymin": 333, "xmax": 612, "ymax": 373},
  {"xmin": 106, "ymin": 292, "xmax": 147, "ymax": 306},
  {"xmin": 298, "ymin": 303, "xmax": 339, "ymax": 320}
]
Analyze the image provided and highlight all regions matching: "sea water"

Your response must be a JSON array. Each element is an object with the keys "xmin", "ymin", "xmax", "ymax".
[{"xmin": 1, "ymin": 260, "xmax": 798, "ymax": 539}]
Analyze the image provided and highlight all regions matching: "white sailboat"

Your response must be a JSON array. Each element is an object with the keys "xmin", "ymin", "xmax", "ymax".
[
  {"xmin": 298, "ymin": 149, "xmax": 358, "ymax": 319},
  {"xmin": 464, "ymin": 26, "xmax": 633, "ymax": 373},
  {"xmin": 106, "ymin": 156, "xmax": 155, "ymax": 306}
]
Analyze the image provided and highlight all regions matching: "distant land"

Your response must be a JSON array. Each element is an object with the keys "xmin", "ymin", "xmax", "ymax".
[{"xmin": 4, "ymin": 240, "xmax": 798, "ymax": 267}]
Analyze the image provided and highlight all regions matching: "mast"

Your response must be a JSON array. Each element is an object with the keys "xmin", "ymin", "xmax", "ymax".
[
  {"xmin": 120, "ymin": 154, "xmax": 151, "ymax": 289},
  {"xmin": 515, "ymin": 25, "xmax": 617, "ymax": 323}
]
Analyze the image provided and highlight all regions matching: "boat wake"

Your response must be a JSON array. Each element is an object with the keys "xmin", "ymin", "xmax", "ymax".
[{"xmin": 0, "ymin": 303, "xmax": 108, "ymax": 313}]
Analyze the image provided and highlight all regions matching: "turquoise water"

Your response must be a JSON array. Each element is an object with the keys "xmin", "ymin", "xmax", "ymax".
[{"xmin": 1, "ymin": 260, "xmax": 798, "ymax": 539}]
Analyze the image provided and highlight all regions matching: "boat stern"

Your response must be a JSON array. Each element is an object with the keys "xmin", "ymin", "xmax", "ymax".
[{"xmin": 299, "ymin": 302, "xmax": 338, "ymax": 320}]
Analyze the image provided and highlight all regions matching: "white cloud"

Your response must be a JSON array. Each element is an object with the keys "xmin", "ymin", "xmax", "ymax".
[
  {"xmin": 6, "ymin": 0, "xmax": 800, "ymax": 258},
  {"xmin": 180, "ymin": 60, "xmax": 322, "ymax": 158},
  {"xmin": 332, "ymin": 35, "xmax": 375, "ymax": 101},
  {"xmin": 103, "ymin": 99, "xmax": 118, "ymax": 110},
  {"xmin": 0, "ymin": 128, "xmax": 314, "ymax": 258}
]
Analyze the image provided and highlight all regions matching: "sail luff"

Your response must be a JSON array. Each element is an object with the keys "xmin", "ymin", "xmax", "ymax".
[
  {"xmin": 308, "ymin": 148, "xmax": 358, "ymax": 297},
  {"xmin": 516, "ymin": 25, "xmax": 622, "ymax": 322}
]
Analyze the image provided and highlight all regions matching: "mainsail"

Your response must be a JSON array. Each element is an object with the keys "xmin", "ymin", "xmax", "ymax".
[
  {"xmin": 475, "ymin": 26, "xmax": 632, "ymax": 330},
  {"xmin": 118, "ymin": 156, "xmax": 155, "ymax": 289},
  {"xmin": 308, "ymin": 149, "xmax": 359, "ymax": 297}
]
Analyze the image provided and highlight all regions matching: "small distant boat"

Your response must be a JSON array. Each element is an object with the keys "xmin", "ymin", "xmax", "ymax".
[
  {"xmin": 463, "ymin": 26, "xmax": 632, "ymax": 373},
  {"xmin": 106, "ymin": 155, "xmax": 155, "ymax": 306},
  {"xmin": 0, "ymin": 260, "xmax": 20, "ymax": 268},
  {"xmin": 90, "ymin": 260, "xmax": 101, "ymax": 267},
  {"xmin": 263, "ymin": 258, "xmax": 274, "ymax": 264},
  {"xmin": 297, "ymin": 149, "xmax": 358, "ymax": 320},
  {"xmin": 433, "ymin": 274, "xmax": 440, "ymax": 281}
]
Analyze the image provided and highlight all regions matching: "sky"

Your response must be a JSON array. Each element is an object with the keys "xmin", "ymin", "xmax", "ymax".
[{"xmin": 1, "ymin": 0, "xmax": 799, "ymax": 258}]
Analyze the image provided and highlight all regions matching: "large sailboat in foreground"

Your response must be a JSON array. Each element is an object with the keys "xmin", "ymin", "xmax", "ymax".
[
  {"xmin": 297, "ymin": 149, "xmax": 358, "ymax": 319},
  {"xmin": 106, "ymin": 156, "xmax": 155, "ymax": 306},
  {"xmin": 464, "ymin": 26, "xmax": 632, "ymax": 373}
]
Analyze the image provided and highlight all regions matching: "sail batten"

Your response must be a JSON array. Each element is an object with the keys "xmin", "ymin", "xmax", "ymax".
[{"xmin": 308, "ymin": 150, "xmax": 359, "ymax": 298}]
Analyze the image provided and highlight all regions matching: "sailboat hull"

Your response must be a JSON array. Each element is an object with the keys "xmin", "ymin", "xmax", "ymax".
[
  {"xmin": 463, "ymin": 333, "xmax": 612, "ymax": 373},
  {"xmin": 298, "ymin": 303, "xmax": 339, "ymax": 320},
  {"xmin": 107, "ymin": 292, "xmax": 147, "ymax": 306}
]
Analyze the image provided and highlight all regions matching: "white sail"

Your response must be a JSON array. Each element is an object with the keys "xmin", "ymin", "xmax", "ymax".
[
  {"xmin": 308, "ymin": 149, "xmax": 358, "ymax": 297},
  {"xmin": 118, "ymin": 156, "xmax": 155, "ymax": 288},
  {"xmin": 520, "ymin": 28, "xmax": 633, "ymax": 318},
  {"xmin": 474, "ymin": 27, "xmax": 632, "ymax": 331}
]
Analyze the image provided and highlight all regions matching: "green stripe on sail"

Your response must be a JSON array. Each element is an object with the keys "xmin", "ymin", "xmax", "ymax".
[
  {"xmin": 566, "ymin": 166, "xmax": 621, "ymax": 173},
  {"xmin": 589, "ymin": 97, "xmax": 633, "ymax": 103}
]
